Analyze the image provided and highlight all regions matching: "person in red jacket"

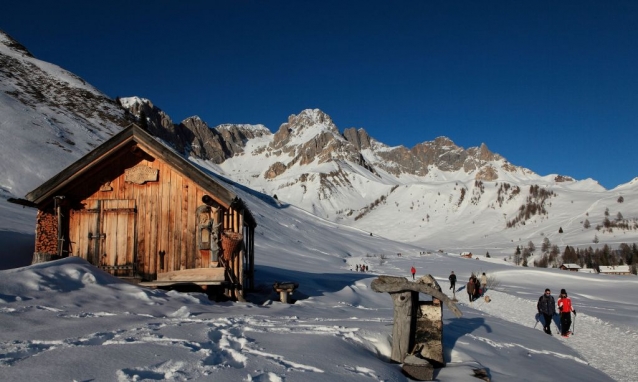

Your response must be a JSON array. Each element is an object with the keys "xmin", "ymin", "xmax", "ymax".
[
  {"xmin": 410, "ymin": 266, "xmax": 416, "ymax": 280},
  {"xmin": 557, "ymin": 288, "xmax": 576, "ymax": 337}
]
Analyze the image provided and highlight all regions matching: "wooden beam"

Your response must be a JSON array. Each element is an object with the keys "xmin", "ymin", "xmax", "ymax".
[
  {"xmin": 371, "ymin": 276, "xmax": 462, "ymax": 318},
  {"xmin": 156, "ymin": 267, "xmax": 225, "ymax": 282}
]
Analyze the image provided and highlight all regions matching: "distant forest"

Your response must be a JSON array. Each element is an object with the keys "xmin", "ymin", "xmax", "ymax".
[{"xmin": 510, "ymin": 240, "xmax": 638, "ymax": 275}]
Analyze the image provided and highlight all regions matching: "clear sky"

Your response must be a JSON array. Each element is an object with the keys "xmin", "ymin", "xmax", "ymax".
[{"xmin": 2, "ymin": 1, "xmax": 637, "ymax": 189}]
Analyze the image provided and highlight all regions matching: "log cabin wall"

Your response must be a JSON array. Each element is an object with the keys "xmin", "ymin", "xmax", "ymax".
[{"xmin": 62, "ymin": 148, "xmax": 229, "ymax": 281}]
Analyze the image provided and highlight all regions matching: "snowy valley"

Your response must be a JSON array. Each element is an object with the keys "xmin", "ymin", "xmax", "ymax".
[{"xmin": 1, "ymin": 30, "xmax": 637, "ymax": 381}]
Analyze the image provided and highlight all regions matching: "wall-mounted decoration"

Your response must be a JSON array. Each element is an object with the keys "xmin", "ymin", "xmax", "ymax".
[
  {"xmin": 124, "ymin": 165, "xmax": 159, "ymax": 184},
  {"xmin": 99, "ymin": 181, "xmax": 113, "ymax": 192}
]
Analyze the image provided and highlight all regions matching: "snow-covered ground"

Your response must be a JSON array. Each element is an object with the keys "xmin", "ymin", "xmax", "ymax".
[{"xmin": 1, "ymin": 178, "xmax": 636, "ymax": 381}]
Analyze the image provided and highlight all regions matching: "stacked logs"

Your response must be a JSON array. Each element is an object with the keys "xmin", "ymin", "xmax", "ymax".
[{"xmin": 34, "ymin": 210, "xmax": 57, "ymax": 256}]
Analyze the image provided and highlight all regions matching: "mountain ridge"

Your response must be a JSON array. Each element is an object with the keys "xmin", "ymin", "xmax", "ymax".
[{"xmin": 2, "ymin": 30, "xmax": 637, "ymax": 256}]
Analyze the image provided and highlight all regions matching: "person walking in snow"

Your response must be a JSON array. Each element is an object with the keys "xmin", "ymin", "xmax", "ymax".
[
  {"xmin": 410, "ymin": 266, "xmax": 416, "ymax": 280},
  {"xmin": 557, "ymin": 289, "xmax": 576, "ymax": 337},
  {"xmin": 537, "ymin": 288, "xmax": 557, "ymax": 335},
  {"xmin": 466, "ymin": 276, "xmax": 476, "ymax": 302},
  {"xmin": 448, "ymin": 271, "xmax": 456, "ymax": 291},
  {"xmin": 473, "ymin": 276, "xmax": 481, "ymax": 300},
  {"xmin": 480, "ymin": 272, "xmax": 487, "ymax": 294}
]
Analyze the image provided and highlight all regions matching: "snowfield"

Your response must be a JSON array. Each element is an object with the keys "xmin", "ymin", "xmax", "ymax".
[{"xmin": 1, "ymin": 180, "xmax": 636, "ymax": 381}]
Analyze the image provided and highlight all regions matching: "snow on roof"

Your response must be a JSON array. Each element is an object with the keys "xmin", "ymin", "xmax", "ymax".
[
  {"xmin": 599, "ymin": 265, "xmax": 631, "ymax": 273},
  {"xmin": 561, "ymin": 263, "xmax": 581, "ymax": 269}
]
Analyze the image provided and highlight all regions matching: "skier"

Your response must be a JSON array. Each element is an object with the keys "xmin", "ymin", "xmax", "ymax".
[
  {"xmin": 537, "ymin": 288, "xmax": 557, "ymax": 335},
  {"xmin": 557, "ymin": 289, "xmax": 576, "ymax": 337},
  {"xmin": 410, "ymin": 266, "xmax": 416, "ymax": 280},
  {"xmin": 448, "ymin": 271, "xmax": 456, "ymax": 291}
]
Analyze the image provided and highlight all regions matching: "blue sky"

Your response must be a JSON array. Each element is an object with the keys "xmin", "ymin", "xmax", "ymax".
[{"xmin": 2, "ymin": 1, "xmax": 637, "ymax": 189}]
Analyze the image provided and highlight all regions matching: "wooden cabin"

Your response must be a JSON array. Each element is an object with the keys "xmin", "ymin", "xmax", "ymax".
[
  {"xmin": 559, "ymin": 263, "xmax": 581, "ymax": 272},
  {"xmin": 14, "ymin": 124, "xmax": 256, "ymax": 300}
]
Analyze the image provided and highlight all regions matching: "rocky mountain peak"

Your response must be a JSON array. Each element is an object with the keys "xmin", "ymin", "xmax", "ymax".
[
  {"xmin": 271, "ymin": 109, "xmax": 341, "ymax": 149},
  {"xmin": 433, "ymin": 136, "xmax": 457, "ymax": 147},
  {"xmin": 0, "ymin": 30, "xmax": 34, "ymax": 58},
  {"xmin": 343, "ymin": 128, "xmax": 373, "ymax": 150},
  {"xmin": 288, "ymin": 109, "xmax": 337, "ymax": 131}
]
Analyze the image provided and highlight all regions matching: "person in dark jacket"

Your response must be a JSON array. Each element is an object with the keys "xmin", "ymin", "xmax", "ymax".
[
  {"xmin": 449, "ymin": 271, "xmax": 457, "ymax": 291},
  {"xmin": 557, "ymin": 289, "xmax": 576, "ymax": 336},
  {"xmin": 537, "ymin": 288, "xmax": 557, "ymax": 335},
  {"xmin": 473, "ymin": 277, "xmax": 481, "ymax": 300},
  {"xmin": 466, "ymin": 277, "xmax": 476, "ymax": 302}
]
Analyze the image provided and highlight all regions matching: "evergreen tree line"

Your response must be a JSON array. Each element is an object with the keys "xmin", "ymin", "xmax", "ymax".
[{"xmin": 511, "ymin": 239, "xmax": 638, "ymax": 274}]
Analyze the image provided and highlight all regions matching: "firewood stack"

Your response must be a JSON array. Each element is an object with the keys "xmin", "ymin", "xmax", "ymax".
[{"xmin": 34, "ymin": 210, "xmax": 57, "ymax": 255}]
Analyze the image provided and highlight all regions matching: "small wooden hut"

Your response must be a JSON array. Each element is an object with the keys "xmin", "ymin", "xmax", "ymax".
[{"xmin": 13, "ymin": 124, "xmax": 256, "ymax": 300}]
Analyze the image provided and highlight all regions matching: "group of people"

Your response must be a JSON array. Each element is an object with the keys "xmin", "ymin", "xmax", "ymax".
[
  {"xmin": 464, "ymin": 272, "xmax": 487, "ymax": 302},
  {"xmin": 446, "ymin": 271, "xmax": 487, "ymax": 302},
  {"xmin": 446, "ymin": 269, "xmax": 576, "ymax": 338},
  {"xmin": 537, "ymin": 288, "xmax": 577, "ymax": 337},
  {"xmin": 354, "ymin": 264, "xmax": 368, "ymax": 272}
]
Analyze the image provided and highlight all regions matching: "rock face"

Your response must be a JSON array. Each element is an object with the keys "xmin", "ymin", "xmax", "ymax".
[
  {"xmin": 342, "ymin": 127, "xmax": 372, "ymax": 150},
  {"xmin": 118, "ymin": 101, "xmax": 523, "ymax": 184},
  {"xmin": 119, "ymin": 97, "xmax": 271, "ymax": 163}
]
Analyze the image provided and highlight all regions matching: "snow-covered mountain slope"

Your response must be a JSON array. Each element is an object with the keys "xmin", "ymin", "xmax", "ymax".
[
  {"xmin": 199, "ymin": 108, "xmax": 638, "ymax": 254},
  {"xmin": 0, "ymin": 30, "xmax": 131, "ymax": 198}
]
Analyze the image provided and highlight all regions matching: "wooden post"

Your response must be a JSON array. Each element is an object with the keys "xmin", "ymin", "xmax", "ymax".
[
  {"xmin": 371, "ymin": 275, "xmax": 462, "ymax": 380},
  {"xmin": 389, "ymin": 290, "xmax": 417, "ymax": 363}
]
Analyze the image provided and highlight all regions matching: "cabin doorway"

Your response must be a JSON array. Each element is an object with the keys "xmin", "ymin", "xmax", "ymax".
[{"xmin": 70, "ymin": 199, "xmax": 137, "ymax": 276}]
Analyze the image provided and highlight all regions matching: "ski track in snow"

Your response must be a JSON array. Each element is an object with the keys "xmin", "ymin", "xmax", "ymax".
[{"xmin": 457, "ymin": 289, "xmax": 638, "ymax": 382}]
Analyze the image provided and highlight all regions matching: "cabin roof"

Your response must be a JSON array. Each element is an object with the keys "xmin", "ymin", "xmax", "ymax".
[
  {"xmin": 598, "ymin": 265, "xmax": 631, "ymax": 273},
  {"xmin": 24, "ymin": 124, "xmax": 256, "ymax": 227}
]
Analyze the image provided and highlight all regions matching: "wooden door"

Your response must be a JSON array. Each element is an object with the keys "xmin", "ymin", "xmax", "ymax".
[
  {"xmin": 69, "ymin": 200, "xmax": 100, "ymax": 265},
  {"xmin": 99, "ymin": 200, "xmax": 137, "ymax": 276},
  {"xmin": 69, "ymin": 199, "xmax": 136, "ymax": 276}
]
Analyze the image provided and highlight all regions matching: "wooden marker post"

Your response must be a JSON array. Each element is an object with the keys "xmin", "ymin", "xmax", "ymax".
[{"xmin": 371, "ymin": 275, "xmax": 462, "ymax": 381}]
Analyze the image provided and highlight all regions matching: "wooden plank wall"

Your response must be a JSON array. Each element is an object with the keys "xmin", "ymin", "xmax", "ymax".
[{"xmin": 66, "ymin": 152, "xmax": 231, "ymax": 280}]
